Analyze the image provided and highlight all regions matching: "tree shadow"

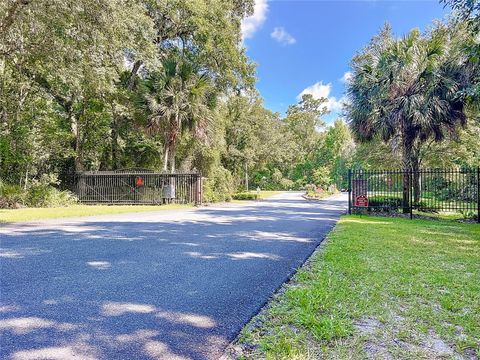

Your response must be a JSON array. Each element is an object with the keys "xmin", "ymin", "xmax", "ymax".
[{"xmin": 0, "ymin": 194, "xmax": 347, "ymax": 359}]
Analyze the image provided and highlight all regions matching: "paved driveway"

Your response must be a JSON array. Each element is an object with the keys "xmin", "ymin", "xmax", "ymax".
[{"xmin": 0, "ymin": 192, "xmax": 346, "ymax": 360}]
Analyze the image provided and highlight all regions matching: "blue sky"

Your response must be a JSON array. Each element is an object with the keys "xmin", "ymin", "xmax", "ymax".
[{"xmin": 241, "ymin": 0, "xmax": 450, "ymax": 122}]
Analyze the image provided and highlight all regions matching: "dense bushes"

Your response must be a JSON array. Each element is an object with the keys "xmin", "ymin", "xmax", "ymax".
[
  {"xmin": 0, "ymin": 175, "xmax": 77, "ymax": 208},
  {"xmin": 251, "ymin": 169, "xmax": 295, "ymax": 191},
  {"xmin": 304, "ymin": 184, "xmax": 337, "ymax": 199},
  {"xmin": 367, "ymin": 195, "xmax": 403, "ymax": 209},
  {"xmin": 232, "ymin": 192, "xmax": 258, "ymax": 200},
  {"xmin": 0, "ymin": 182, "xmax": 25, "ymax": 208},
  {"xmin": 365, "ymin": 195, "xmax": 430, "ymax": 212},
  {"xmin": 202, "ymin": 167, "xmax": 234, "ymax": 203}
]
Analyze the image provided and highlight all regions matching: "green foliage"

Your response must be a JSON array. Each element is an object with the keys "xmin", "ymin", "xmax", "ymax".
[
  {"xmin": 232, "ymin": 192, "xmax": 258, "ymax": 200},
  {"xmin": 0, "ymin": 0, "xmax": 478, "ymax": 206},
  {"xmin": 311, "ymin": 167, "xmax": 331, "ymax": 189},
  {"xmin": 0, "ymin": 181, "xmax": 25, "ymax": 208},
  {"xmin": 367, "ymin": 195, "xmax": 403, "ymax": 208},
  {"xmin": 442, "ymin": 0, "xmax": 479, "ymax": 19},
  {"xmin": 202, "ymin": 166, "xmax": 234, "ymax": 203},
  {"xmin": 0, "ymin": 176, "xmax": 77, "ymax": 208},
  {"xmin": 25, "ymin": 175, "xmax": 77, "ymax": 208},
  {"xmin": 347, "ymin": 21, "xmax": 476, "ymax": 171},
  {"xmin": 0, "ymin": 0, "xmax": 254, "ymax": 193}
]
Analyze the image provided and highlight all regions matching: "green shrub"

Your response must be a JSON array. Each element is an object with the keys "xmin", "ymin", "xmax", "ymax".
[
  {"xmin": 305, "ymin": 189, "xmax": 335, "ymax": 199},
  {"xmin": 414, "ymin": 201, "xmax": 436, "ymax": 212},
  {"xmin": 26, "ymin": 184, "xmax": 77, "ymax": 207},
  {"xmin": 232, "ymin": 192, "xmax": 258, "ymax": 200},
  {"xmin": 0, "ymin": 175, "xmax": 77, "ymax": 208},
  {"xmin": 203, "ymin": 166, "xmax": 234, "ymax": 203},
  {"xmin": 312, "ymin": 166, "xmax": 331, "ymax": 189},
  {"xmin": 305, "ymin": 184, "xmax": 316, "ymax": 193},
  {"xmin": 279, "ymin": 178, "xmax": 294, "ymax": 190},
  {"xmin": 368, "ymin": 195, "xmax": 403, "ymax": 208},
  {"xmin": 0, "ymin": 181, "xmax": 25, "ymax": 208},
  {"xmin": 366, "ymin": 196, "xmax": 433, "ymax": 212},
  {"xmin": 25, "ymin": 174, "xmax": 77, "ymax": 207}
]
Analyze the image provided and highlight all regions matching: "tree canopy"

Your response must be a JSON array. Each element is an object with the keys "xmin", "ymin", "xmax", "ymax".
[{"xmin": 0, "ymin": 0, "xmax": 478, "ymax": 205}]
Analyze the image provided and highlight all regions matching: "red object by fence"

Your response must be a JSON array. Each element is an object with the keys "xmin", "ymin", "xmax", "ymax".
[
  {"xmin": 355, "ymin": 195, "xmax": 369, "ymax": 207},
  {"xmin": 135, "ymin": 177, "xmax": 144, "ymax": 187}
]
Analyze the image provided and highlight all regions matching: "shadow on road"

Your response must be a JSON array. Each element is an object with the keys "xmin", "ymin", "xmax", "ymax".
[{"xmin": 0, "ymin": 194, "xmax": 346, "ymax": 360}]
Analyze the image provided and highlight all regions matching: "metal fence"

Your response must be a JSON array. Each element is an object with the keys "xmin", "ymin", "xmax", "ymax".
[
  {"xmin": 75, "ymin": 170, "xmax": 202, "ymax": 205},
  {"xmin": 348, "ymin": 168, "xmax": 480, "ymax": 222}
]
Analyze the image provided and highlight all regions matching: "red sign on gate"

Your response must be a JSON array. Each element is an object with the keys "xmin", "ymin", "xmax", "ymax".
[
  {"xmin": 135, "ymin": 177, "xmax": 144, "ymax": 187},
  {"xmin": 355, "ymin": 195, "xmax": 369, "ymax": 207}
]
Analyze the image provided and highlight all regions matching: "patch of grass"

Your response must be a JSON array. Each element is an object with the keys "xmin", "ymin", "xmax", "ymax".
[
  {"xmin": 413, "ymin": 210, "xmax": 478, "ymax": 222},
  {"xmin": 235, "ymin": 215, "xmax": 480, "ymax": 359},
  {"xmin": 0, "ymin": 204, "xmax": 192, "ymax": 223},
  {"xmin": 232, "ymin": 191, "xmax": 284, "ymax": 202}
]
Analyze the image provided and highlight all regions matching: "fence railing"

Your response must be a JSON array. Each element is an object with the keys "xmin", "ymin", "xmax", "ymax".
[
  {"xmin": 348, "ymin": 168, "xmax": 480, "ymax": 222},
  {"xmin": 75, "ymin": 171, "xmax": 202, "ymax": 205}
]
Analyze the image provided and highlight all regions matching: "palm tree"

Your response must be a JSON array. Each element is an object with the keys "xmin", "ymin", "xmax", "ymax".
[
  {"xmin": 144, "ymin": 59, "xmax": 212, "ymax": 173},
  {"xmin": 347, "ymin": 23, "xmax": 473, "ymax": 207}
]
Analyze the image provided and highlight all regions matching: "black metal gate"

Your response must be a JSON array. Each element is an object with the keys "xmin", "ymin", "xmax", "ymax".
[
  {"xmin": 348, "ymin": 168, "xmax": 480, "ymax": 222},
  {"xmin": 75, "ymin": 170, "xmax": 202, "ymax": 205}
]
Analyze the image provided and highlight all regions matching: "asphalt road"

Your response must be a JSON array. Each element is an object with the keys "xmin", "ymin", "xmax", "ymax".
[{"xmin": 0, "ymin": 192, "xmax": 347, "ymax": 360}]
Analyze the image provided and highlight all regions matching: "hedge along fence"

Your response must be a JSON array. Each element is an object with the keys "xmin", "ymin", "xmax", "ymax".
[
  {"xmin": 348, "ymin": 168, "xmax": 480, "ymax": 222},
  {"xmin": 75, "ymin": 170, "xmax": 202, "ymax": 205},
  {"xmin": 232, "ymin": 192, "xmax": 258, "ymax": 200}
]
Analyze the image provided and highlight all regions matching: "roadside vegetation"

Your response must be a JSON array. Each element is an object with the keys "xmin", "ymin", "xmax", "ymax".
[
  {"xmin": 0, "ymin": 0, "xmax": 356, "ymax": 209},
  {"xmin": 232, "ymin": 191, "xmax": 284, "ymax": 201},
  {"xmin": 0, "ymin": 176, "xmax": 76, "ymax": 209},
  {"xmin": 303, "ymin": 183, "xmax": 339, "ymax": 200},
  {"xmin": 2, "ymin": 0, "xmax": 477, "ymax": 212},
  {"xmin": 234, "ymin": 215, "xmax": 480, "ymax": 359}
]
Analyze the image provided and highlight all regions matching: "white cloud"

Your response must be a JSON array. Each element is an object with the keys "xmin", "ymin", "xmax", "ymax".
[
  {"xmin": 270, "ymin": 27, "xmax": 296, "ymax": 45},
  {"xmin": 297, "ymin": 82, "xmax": 347, "ymax": 112},
  {"xmin": 298, "ymin": 82, "xmax": 331, "ymax": 100},
  {"xmin": 340, "ymin": 71, "xmax": 353, "ymax": 83},
  {"xmin": 241, "ymin": 0, "xmax": 268, "ymax": 40}
]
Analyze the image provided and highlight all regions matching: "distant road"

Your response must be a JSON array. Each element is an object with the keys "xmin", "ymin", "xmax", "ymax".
[{"xmin": 0, "ymin": 192, "xmax": 347, "ymax": 360}]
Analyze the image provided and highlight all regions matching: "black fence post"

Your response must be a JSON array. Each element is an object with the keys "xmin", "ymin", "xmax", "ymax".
[
  {"xmin": 477, "ymin": 166, "xmax": 480, "ymax": 224},
  {"xmin": 348, "ymin": 169, "xmax": 352, "ymax": 215}
]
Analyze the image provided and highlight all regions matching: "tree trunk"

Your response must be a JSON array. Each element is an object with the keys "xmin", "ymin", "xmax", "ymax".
[
  {"xmin": 127, "ymin": 61, "xmax": 142, "ymax": 91},
  {"xmin": 162, "ymin": 142, "xmax": 169, "ymax": 172},
  {"xmin": 402, "ymin": 136, "xmax": 414, "ymax": 214},
  {"xmin": 72, "ymin": 115, "xmax": 84, "ymax": 173},
  {"xmin": 245, "ymin": 161, "xmax": 248, "ymax": 191},
  {"xmin": 23, "ymin": 166, "xmax": 28, "ymax": 190},
  {"xmin": 169, "ymin": 113, "xmax": 179, "ymax": 174},
  {"xmin": 412, "ymin": 155, "xmax": 421, "ymax": 205},
  {"xmin": 170, "ymin": 138, "xmax": 176, "ymax": 174},
  {"xmin": 110, "ymin": 110, "xmax": 120, "ymax": 170}
]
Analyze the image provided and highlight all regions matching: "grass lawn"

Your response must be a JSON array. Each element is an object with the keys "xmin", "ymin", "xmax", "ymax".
[
  {"xmin": 0, "ymin": 203, "xmax": 192, "ymax": 223},
  {"xmin": 234, "ymin": 215, "xmax": 480, "ymax": 359}
]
